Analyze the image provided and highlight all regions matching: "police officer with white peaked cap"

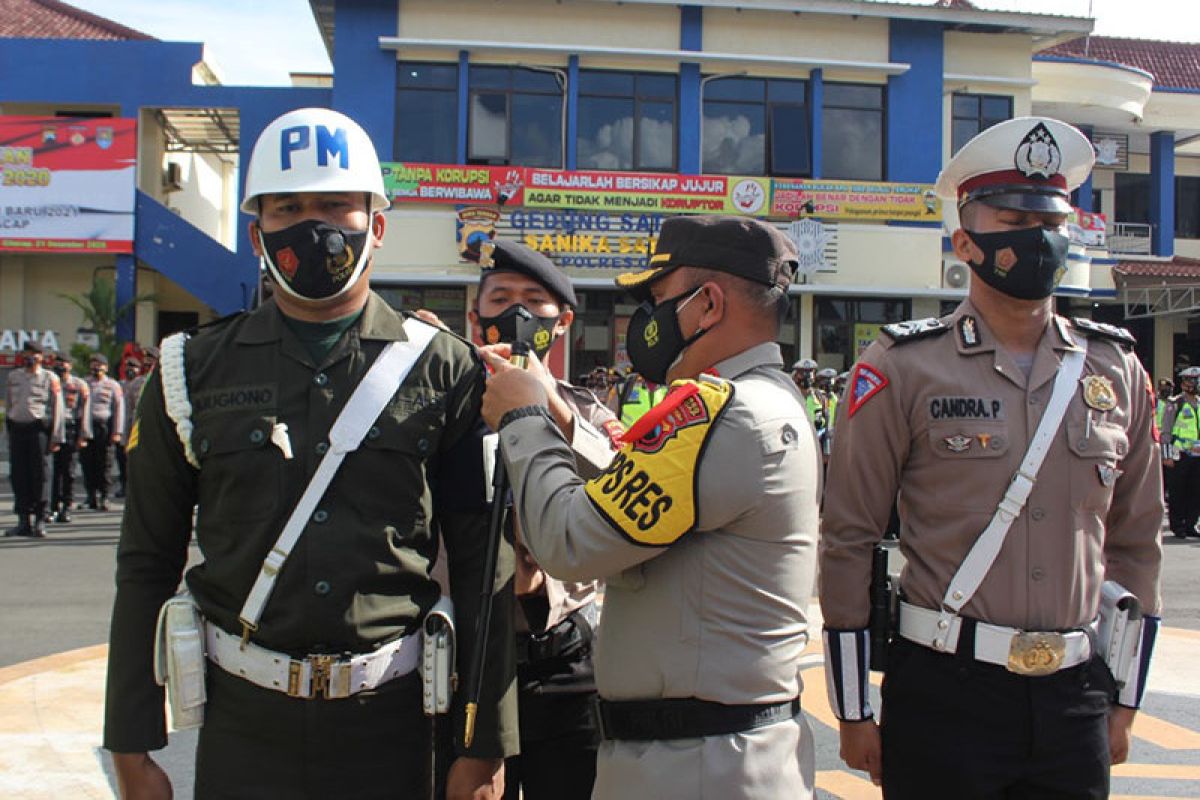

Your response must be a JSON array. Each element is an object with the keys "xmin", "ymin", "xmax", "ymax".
[
  {"xmin": 104, "ymin": 107, "xmax": 516, "ymax": 799},
  {"xmin": 820, "ymin": 117, "xmax": 1163, "ymax": 798},
  {"xmin": 476, "ymin": 215, "xmax": 821, "ymax": 799}
]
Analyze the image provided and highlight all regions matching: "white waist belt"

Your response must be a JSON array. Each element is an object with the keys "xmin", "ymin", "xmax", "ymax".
[
  {"xmin": 898, "ymin": 602, "xmax": 1092, "ymax": 676},
  {"xmin": 205, "ymin": 622, "xmax": 420, "ymax": 700}
]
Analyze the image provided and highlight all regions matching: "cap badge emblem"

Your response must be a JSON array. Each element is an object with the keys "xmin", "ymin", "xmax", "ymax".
[
  {"xmin": 478, "ymin": 241, "xmax": 496, "ymax": 269},
  {"xmin": 1014, "ymin": 122, "xmax": 1062, "ymax": 179},
  {"xmin": 944, "ymin": 434, "xmax": 972, "ymax": 453},
  {"xmin": 1081, "ymin": 375, "xmax": 1117, "ymax": 412}
]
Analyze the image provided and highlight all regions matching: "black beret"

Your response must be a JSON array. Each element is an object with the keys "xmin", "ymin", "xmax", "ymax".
[
  {"xmin": 615, "ymin": 215, "xmax": 797, "ymax": 299},
  {"xmin": 479, "ymin": 239, "xmax": 578, "ymax": 307}
]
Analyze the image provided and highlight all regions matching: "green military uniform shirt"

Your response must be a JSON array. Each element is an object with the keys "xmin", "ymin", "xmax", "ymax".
[{"xmin": 104, "ymin": 293, "xmax": 517, "ymax": 759}]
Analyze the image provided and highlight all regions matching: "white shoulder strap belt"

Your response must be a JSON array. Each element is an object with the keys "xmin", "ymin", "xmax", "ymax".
[
  {"xmin": 238, "ymin": 318, "xmax": 439, "ymax": 640},
  {"xmin": 933, "ymin": 343, "xmax": 1089, "ymax": 638}
]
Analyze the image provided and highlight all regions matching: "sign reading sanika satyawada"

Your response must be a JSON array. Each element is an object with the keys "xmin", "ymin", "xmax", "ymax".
[{"xmin": 0, "ymin": 116, "xmax": 137, "ymax": 254}]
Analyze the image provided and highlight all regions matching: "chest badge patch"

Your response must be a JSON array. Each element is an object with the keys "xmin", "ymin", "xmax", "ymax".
[
  {"xmin": 1081, "ymin": 375, "xmax": 1117, "ymax": 412},
  {"xmin": 847, "ymin": 363, "xmax": 888, "ymax": 418},
  {"xmin": 976, "ymin": 432, "xmax": 993, "ymax": 449},
  {"xmin": 944, "ymin": 434, "xmax": 972, "ymax": 453},
  {"xmin": 1097, "ymin": 464, "xmax": 1121, "ymax": 487}
]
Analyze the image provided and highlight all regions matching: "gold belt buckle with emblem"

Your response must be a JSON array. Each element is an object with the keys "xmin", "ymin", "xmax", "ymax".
[
  {"xmin": 1006, "ymin": 632, "xmax": 1066, "ymax": 676},
  {"xmin": 289, "ymin": 654, "xmax": 349, "ymax": 699}
]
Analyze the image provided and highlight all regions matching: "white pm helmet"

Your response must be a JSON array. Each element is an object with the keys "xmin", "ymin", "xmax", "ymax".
[{"xmin": 240, "ymin": 107, "xmax": 390, "ymax": 214}]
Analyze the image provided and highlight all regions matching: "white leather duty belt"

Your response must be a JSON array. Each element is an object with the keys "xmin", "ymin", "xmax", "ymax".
[
  {"xmin": 898, "ymin": 602, "xmax": 1093, "ymax": 677},
  {"xmin": 204, "ymin": 623, "xmax": 420, "ymax": 700}
]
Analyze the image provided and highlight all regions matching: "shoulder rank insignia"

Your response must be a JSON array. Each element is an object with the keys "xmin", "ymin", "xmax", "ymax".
[
  {"xmin": 882, "ymin": 318, "xmax": 950, "ymax": 344},
  {"xmin": 958, "ymin": 315, "xmax": 981, "ymax": 348},
  {"xmin": 1071, "ymin": 317, "xmax": 1136, "ymax": 348},
  {"xmin": 588, "ymin": 378, "xmax": 734, "ymax": 547}
]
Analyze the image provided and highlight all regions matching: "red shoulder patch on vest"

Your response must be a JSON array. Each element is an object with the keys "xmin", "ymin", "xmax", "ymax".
[
  {"xmin": 601, "ymin": 418, "xmax": 625, "ymax": 449},
  {"xmin": 621, "ymin": 382, "xmax": 699, "ymax": 445},
  {"xmin": 847, "ymin": 363, "xmax": 888, "ymax": 418}
]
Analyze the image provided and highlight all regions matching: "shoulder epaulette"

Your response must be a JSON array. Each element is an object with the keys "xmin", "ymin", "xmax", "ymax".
[
  {"xmin": 881, "ymin": 318, "xmax": 950, "ymax": 343},
  {"xmin": 187, "ymin": 310, "xmax": 244, "ymax": 337},
  {"xmin": 1071, "ymin": 317, "xmax": 1136, "ymax": 348}
]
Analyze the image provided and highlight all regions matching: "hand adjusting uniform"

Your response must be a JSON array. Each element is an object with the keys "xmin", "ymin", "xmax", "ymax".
[{"xmin": 820, "ymin": 117, "xmax": 1163, "ymax": 799}]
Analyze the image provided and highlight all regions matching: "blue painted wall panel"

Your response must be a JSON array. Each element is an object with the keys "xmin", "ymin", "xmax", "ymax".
[
  {"xmin": 679, "ymin": 6, "xmax": 702, "ymax": 174},
  {"xmin": 1150, "ymin": 131, "xmax": 1175, "ymax": 257},
  {"xmin": 333, "ymin": 0, "xmax": 398, "ymax": 159},
  {"xmin": 886, "ymin": 20, "xmax": 944, "ymax": 184}
]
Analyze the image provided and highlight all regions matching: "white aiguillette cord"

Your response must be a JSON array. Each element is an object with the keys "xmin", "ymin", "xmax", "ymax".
[
  {"xmin": 237, "ymin": 318, "xmax": 439, "ymax": 645},
  {"xmin": 933, "ymin": 342, "xmax": 1089, "ymax": 640}
]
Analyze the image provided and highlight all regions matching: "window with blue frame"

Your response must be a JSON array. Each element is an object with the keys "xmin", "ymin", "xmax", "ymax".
[
  {"xmin": 577, "ymin": 71, "xmax": 676, "ymax": 171},
  {"xmin": 468, "ymin": 65, "xmax": 563, "ymax": 167},
  {"xmin": 951, "ymin": 93, "xmax": 1012, "ymax": 155},
  {"xmin": 823, "ymin": 83, "xmax": 885, "ymax": 181},
  {"xmin": 702, "ymin": 77, "xmax": 810, "ymax": 177},
  {"xmin": 395, "ymin": 62, "xmax": 458, "ymax": 163},
  {"xmin": 1177, "ymin": 176, "xmax": 1200, "ymax": 239}
]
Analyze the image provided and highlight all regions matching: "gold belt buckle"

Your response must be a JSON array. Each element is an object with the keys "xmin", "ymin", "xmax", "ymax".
[{"xmin": 1006, "ymin": 632, "xmax": 1066, "ymax": 676}]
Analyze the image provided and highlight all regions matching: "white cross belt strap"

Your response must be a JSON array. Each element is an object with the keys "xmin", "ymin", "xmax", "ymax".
[
  {"xmin": 238, "ymin": 318, "xmax": 440, "ymax": 639},
  {"xmin": 925, "ymin": 343, "xmax": 1089, "ymax": 650}
]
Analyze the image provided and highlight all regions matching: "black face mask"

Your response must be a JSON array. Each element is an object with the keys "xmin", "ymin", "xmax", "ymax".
[
  {"xmin": 477, "ymin": 304, "xmax": 560, "ymax": 360},
  {"xmin": 964, "ymin": 226, "xmax": 1070, "ymax": 301},
  {"xmin": 260, "ymin": 219, "xmax": 371, "ymax": 300},
  {"xmin": 626, "ymin": 286, "xmax": 708, "ymax": 385}
]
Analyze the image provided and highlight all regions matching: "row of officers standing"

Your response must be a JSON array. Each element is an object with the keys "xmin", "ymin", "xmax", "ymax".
[
  {"xmin": 103, "ymin": 109, "xmax": 1163, "ymax": 800},
  {"xmin": 4, "ymin": 346, "xmax": 148, "ymax": 537}
]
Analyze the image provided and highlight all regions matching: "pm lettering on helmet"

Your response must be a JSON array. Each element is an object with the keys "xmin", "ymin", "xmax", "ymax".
[{"xmin": 279, "ymin": 125, "xmax": 350, "ymax": 171}]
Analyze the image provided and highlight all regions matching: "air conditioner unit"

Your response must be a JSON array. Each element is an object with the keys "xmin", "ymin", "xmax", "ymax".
[
  {"xmin": 163, "ymin": 162, "xmax": 184, "ymax": 193},
  {"xmin": 943, "ymin": 261, "xmax": 970, "ymax": 290}
]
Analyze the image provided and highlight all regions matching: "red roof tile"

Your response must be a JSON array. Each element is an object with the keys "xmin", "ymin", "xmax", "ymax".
[
  {"xmin": 1041, "ymin": 36, "xmax": 1200, "ymax": 91},
  {"xmin": 1113, "ymin": 256, "xmax": 1200, "ymax": 279},
  {"xmin": 0, "ymin": 0, "xmax": 153, "ymax": 41}
]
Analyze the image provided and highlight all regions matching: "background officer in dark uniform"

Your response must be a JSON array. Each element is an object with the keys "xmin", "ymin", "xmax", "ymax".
[
  {"xmin": 5, "ymin": 341, "xmax": 64, "ymax": 538},
  {"xmin": 1161, "ymin": 365, "xmax": 1200, "ymax": 537},
  {"xmin": 468, "ymin": 239, "xmax": 621, "ymax": 800},
  {"xmin": 821, "ymin": 118, "xmax": 1163, "ymax": 799},
  {"xmin": 104, "ymin": 108, "xmax": 516, "ymax": 799}
]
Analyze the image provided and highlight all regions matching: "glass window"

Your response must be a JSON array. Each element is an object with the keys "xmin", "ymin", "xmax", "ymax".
[
  {"xmin": 703, "ymin": 77, "xmax": 808, "ymax": 177},
  {"xmin": 395, "ymin": 62, "xmax": 458, "ymax": 163},
  {"xmin": 951, "ymin": 92, "xmax": 1012, "ymax": 154},
  {"xmin": 814, "ymin": 296, "xmax": 910, "ymax": 371},
  {"xmin": 1115, "ymin": 172, "xmax": 1151, "ymax": 225},
  {"xmin": 468, "ymin": 66, "xmax": 563, "ymax": 167},
  {"xmin": 822, "ymin": 83, "xmax": 884, "ymax": 181},
  {"xmin": 375, "ymin": 287, "xmax": 467, "ymax": 337},
  {"xmin": 1177, "ymin": 176, "xmax": 1200, "ymax": 239},
  {"xmin": 577, "ymin": 70, "xmax": 676, "ymax": 171}
]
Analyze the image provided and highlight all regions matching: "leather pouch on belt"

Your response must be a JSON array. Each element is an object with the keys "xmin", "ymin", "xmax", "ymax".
[
  {"xmin": 1097, "ymin": 580, "xmax": 1142, "ymax": 689},
  {"xmin": 422, "ymin": 595, "xmax": 456, "ymax": 716},
  {"xmin": 153, "ymin": 593, "xmax": 207, "ymax": 731}
]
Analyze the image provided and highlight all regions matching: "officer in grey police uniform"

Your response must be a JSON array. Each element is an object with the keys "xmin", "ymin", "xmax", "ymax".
[
  {"xmin": 82, "ymin": 352, "xmax": 124, "ymax": 510},
  {"xmin": 820, "ymin": 118, "xmax": 1163, "ymax": 798},
  {"xmin": 465, "ymin": 239, "xmax": 622, "ymax": 800},
  {"xmin": 479, "ymin": 215, "xmax": 820, "ymax": 800},
  {"xmin": 104, "ymin": 108, "xmax": 515, "ymax": 800},
  {"xmin": 5, "ymin": 341, "xmax": 64, "ymax": 537},
  {"xmin": 50, "ymin": 351, "xmax": 91, "ymax": 523}
]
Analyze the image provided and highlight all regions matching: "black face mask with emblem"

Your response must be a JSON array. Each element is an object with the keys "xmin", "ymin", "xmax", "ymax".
[
  {"xmin": 625, "ymin": 286, "xmax": 709, "ymax": 385},
  {"xmin": 259, "ymin": 219, "xmax": 371, "ymax": 301},
  {"xmin": 964, "ymin": 226, "xmax": 1070, "ymax": 301},
  {"xmin": 476, "ymin": 304, "xmax": 560, "ymax": 360}
]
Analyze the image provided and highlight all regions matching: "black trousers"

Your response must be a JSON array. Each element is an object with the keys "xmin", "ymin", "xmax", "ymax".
[
  {"xmin": 1167, "ymin": 453, "xmax": 1200, "ymax": 536},
  {"xmin": 81, "ymin": 418, "xmax": 112, "ymax": 501},
  {"xmin": 195, "ymin": 666, "xmax": 430, "ymax": 799},
  {"xmin": 503, "ymin": 690, "xmax": 598, "ymax": 800},
  {"xmin": 51, "ymin": 426, "xmax": 80, "ymax": 510},
  {"xmin": 7, "ymin": 421, "xmax": 50, "ymax": 517},
  {"xmin": 881, "ymin": 637, "xmax": 1113, "ymax": 800}
]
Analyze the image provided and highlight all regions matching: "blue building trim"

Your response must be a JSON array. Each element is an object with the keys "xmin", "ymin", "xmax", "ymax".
[
  {"xmin": 678, "ymin": 6, "xmax": 703, "ymax": 174},
  {"xmin": 457, "ymin": 50, "xmax": 470, "ymax": 163},
  {"xmin": 887, "ymin": 19, "xmax": 943, "ymax": 184},
  {"xmin": 810, "ymin": 69, "xmax": 823, "ymax": 178},
  {"xmin": 566, "ymin": 55, "xmax": 580, "ymax": 170},
  {"xmin": 333, "ymin": 0, "xmax": 398, "ymax": 157},
  {"xmin": 115, "ymin": 254, "xmax": 137, "ymax": 342},
  {"xmin": 1150, "ymin": 131, "xmax": 1175, "ymax": 257}
]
